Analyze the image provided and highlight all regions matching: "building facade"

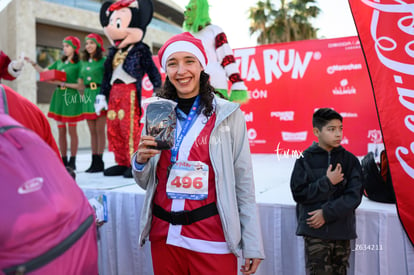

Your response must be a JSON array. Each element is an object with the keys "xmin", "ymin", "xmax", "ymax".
[{"xmin": 0, "ymin": 0, "xmax": 183, "ymax": 148}]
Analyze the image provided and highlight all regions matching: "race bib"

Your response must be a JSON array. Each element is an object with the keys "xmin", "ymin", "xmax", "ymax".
[{"xmin": 166, "ymin": 161, "xmax": 208, "ymax": 200}]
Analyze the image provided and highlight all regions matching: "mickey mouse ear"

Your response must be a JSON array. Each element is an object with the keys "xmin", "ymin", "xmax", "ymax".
[
  {"xmin": 99, "ymin": 2, "xmax": 112, "ymax": 27},
  {"xmin": 137, "ymin": 0, "xmax": 154, "ymax": 33}
]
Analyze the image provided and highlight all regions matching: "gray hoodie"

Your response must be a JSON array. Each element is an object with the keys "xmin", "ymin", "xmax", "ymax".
[{"xmin": 132, "ymin": 96, "xmax": 265, "ymax": 259}]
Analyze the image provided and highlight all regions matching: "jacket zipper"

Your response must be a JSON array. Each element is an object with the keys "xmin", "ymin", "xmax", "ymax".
[
  {"xmin": 3, "ymin": 215, "xmax": 94, "ymax": 275},
  {"xmin": 328, "ymin": 151, "xmax": 331, "ymax": 166},
  {"xmin": 0, "ymin": 125, "xmax": 25, "ymax": 134},
  {"xmin": 0, "ymin": 125, "xmax": 27, "ymax": 148}
]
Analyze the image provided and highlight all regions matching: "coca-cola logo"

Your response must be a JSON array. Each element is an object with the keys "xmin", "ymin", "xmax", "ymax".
[
  {"xmin": 141, "ymin": 75, "xmax": 153, "ymax": 91},
  {"xmin": 363, "ymin": 0, "xmax": 414, "ymax": 75},
  {"xmin": 361, "ymin": 0, "xmax": 414, "ymax": 178}
]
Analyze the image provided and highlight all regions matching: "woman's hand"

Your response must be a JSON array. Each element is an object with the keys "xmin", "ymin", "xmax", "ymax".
[
  {"xmin": 240, "ymin": 258, "xmax": 262, "ymax": 275},
  {"xmin": 136, "ymin": 135, "xmax": 160, "ymax": 164}
]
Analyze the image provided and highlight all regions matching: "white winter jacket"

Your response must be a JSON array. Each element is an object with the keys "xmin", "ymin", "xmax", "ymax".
[{"xmin": 132, "ymin": 96, "xmax": 265, "ymax": 259}]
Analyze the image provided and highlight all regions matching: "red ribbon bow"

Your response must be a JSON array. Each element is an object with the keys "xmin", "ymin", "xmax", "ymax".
[{"xmin": 108, "ymin": 0, "xmax": 135, "ymax": 11}]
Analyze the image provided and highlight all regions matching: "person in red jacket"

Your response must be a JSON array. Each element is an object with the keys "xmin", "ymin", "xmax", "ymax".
[
  {"xmin": 0, "ymin": 51, "xmax": 61, "ymax": 160},
  {"xmin": 1, "ymin": 84, "xmax": 61, "ymax": 159}
]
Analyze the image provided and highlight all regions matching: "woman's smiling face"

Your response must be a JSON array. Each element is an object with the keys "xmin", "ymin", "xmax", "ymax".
[
  {"xmin": 165, "ymin": 52, "xmax": 203, "ymax": 99},
  {"xmin": 85, "ymin": 39, "xmax": 98, "ymax": 56}
]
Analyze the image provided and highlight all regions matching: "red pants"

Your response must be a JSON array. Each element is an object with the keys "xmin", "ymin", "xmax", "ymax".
[
  {"xmin": 106, "ymin": 83, "xmax": 141, "ymax": 166},
  {"xmin": 151, "ymin": 241, "xmax": 237, "ymax": 275}
]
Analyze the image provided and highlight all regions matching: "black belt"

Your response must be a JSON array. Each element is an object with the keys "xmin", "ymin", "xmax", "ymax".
[
  {"xmin": 153, "ymin": 203, "xmax": 218, "ymax": 225},
  {"xmin": 113, "ymin": 80, "xmax": 137, "ymax": 84}
]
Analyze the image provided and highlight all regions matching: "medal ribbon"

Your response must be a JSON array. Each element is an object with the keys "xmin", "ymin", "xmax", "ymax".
[{"xmin": 170, "ymin": 95, "xmax": 200, "ymax": 164}]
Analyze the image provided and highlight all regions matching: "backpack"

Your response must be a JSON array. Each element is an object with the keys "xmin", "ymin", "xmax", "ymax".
[
  {"xmin": 361, "ymin": 150, "xmax": 396, "ymax": 203},
  {"xmin": 0, "ymin": 85, "xmax": 98, "ymax": 274}
]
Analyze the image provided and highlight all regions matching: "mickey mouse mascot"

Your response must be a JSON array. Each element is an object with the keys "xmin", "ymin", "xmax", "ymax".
[{"xmin": 96, "ymin": 0, "xmax": 161, "ymax": 178}]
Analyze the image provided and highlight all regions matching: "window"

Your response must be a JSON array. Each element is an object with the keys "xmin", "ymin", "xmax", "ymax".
[{"xmin": 36, "ymin": 46, "xmax": 62, "ymax": 71}]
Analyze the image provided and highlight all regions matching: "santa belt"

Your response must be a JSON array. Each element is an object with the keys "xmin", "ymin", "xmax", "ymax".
[{"xmin": 153, "ymin": 203, "xmax": 218, "ymax": 225}]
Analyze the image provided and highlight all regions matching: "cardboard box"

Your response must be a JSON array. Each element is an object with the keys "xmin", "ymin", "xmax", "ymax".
[{"xmin": 39, "ymin": 70, "xmax": 67, "ymax": 82}]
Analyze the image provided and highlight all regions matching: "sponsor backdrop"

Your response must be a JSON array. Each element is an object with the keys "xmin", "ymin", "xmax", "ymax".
[
  {"xmin": 141, "ymin": 36, "xmax": 381, "ymax": 157},
  {"xmin": 349, "ymin": 0, "xmax": 414, "ymax": 245}
]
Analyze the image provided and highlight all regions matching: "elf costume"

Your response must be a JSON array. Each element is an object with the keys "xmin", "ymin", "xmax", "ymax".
[
  {"xmin": 47, "ymin": 36, "xmax": 83, "ymax": 123},
  {"xmin": 80, "ymin": 33, "xmax": 107, "ymax": 173}
]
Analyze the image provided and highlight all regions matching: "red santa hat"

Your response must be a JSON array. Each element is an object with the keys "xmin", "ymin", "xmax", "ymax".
[
  {"xmin": 63, "ymin": 36, "xmax": 81, "ymax": 54},
  {"xmin": 158, "ymin": 32, "xmax": 208, "ymax": 71},
  {"xmin": 85, "ymin": 33, "xmax": 105, "ymax": 52}
]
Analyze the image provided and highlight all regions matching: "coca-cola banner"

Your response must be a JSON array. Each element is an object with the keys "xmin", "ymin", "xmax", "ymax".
[
  {"xmin": 348, "ymin": 0, "xmax": 414, "ymax": 245},
  {"xmin": 142, "ymin": 36, "xmax": 380, "ymax": 157}
]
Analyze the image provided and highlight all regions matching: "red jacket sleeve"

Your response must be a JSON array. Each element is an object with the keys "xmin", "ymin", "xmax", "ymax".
[
  {"xmin": 5, "ymin": 85, "xmax": 61, "ymax": 159},
  {"xmin": 0, "ymin": 51, "xmax": 16, "ymax": 81}
]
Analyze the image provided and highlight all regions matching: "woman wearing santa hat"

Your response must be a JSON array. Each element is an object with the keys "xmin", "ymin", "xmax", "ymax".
[
  {"xmin": 132, "ymin": 32, "xmax": 264, "ymax": 275},
  {"xmin": 78, "ymin": 33, "xmax": 107, "ymax": 173},
  {"xmin": 26, "ymin": 36, "xmax": 83, "ymax": 170}
]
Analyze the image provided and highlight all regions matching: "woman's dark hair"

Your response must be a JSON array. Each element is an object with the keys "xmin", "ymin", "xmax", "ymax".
[
  {"xmin": 62, "ymin": 52, "xmax": 80, "ymax": 63},
  {"xmin": 81, "ymin": 46, "xmax": 104, "ymax": 61},
  {"xmin": 158, "ymin": 71, "xmax": 216, "ymax": 118}
]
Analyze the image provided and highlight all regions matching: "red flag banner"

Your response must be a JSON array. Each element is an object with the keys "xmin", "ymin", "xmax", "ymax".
[{"xmin": 348, "ymin": 0, "xmax": 414, "ymax": 245}]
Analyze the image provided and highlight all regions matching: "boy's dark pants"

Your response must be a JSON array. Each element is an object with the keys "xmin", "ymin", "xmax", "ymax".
[{"xmin": 304, "ymin": 236, "xmax": 351, "ymax": 275}]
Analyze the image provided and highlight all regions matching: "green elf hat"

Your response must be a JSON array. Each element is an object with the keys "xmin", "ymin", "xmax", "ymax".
[
  {"xmin": 63, "ymin": 36, "xmax": 81, "ymax": 54},
  {"xmin": 85, "ymin": 33, "xmax": 105, "ymax": 52}
]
